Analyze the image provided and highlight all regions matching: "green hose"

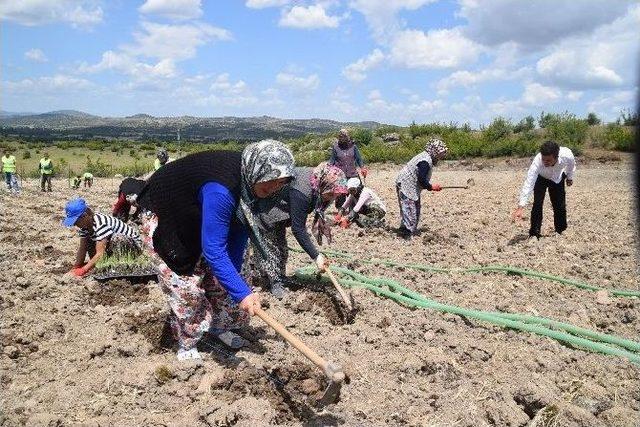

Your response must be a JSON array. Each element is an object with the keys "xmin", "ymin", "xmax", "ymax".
[
  {"xmin": 288, "ymin": 247, "xmax": 640, "ymax": 298},
  {"xmin": 294, "ymin": 266, "xmax": 640, "ymax": 364}
]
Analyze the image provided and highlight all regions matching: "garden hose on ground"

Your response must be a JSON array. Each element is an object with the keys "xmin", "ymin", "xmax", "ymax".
[
  {"xmin": 294, "ymin": 265, "xmax": 640, "ymax": 364},
  {"xmin": 288, "ymin": 247, "xmax": 640, "ymax": 298}
]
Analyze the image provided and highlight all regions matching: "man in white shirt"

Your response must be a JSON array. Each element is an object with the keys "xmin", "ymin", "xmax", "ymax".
[{"xmin": 512, "ymin": 141, "xmax": 576, "ymax": 238}]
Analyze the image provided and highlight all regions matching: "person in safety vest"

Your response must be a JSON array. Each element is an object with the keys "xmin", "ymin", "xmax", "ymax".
[
  {"xmin": 154, "ymin": 148, "xmax": 170, "ymax": 171},
  {"xmin": 39, "ymin": 153, "xmax": 54, "ymax": 192},
  {"xmin": 71, "ymin": 175, "xmax": 82, "ymax": 189},
  {"xmin": 2, "ymin": 149, "xmax": 19, "ymax": 195},
  {"xmin": 83, "ymin": 172, "xmax": 94, "ymax": 188}
]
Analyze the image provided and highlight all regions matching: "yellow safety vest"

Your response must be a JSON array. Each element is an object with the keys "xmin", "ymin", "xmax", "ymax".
[
  {"xmin": 83, "ymin": 172, "xmax": 93, "ymax": 179},
  {"xmin": 154, "ymin": 158, "xmax": 162, "ymax": 170},
  {"xmin": 40, "ymin": 158, "xmax": 53, "ymax": 175},
  {"xmin": 2, "ymin": 155, "xmax": 16, "ymax": 173}
]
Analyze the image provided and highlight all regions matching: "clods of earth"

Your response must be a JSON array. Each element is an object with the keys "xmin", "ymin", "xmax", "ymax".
[{"xmin": 1, "ymin": 154, "xmax": 639, "ymax": 426}]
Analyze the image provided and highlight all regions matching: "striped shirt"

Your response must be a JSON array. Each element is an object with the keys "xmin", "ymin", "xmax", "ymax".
[{"xmin": 78, "ymin": 213, "xmax": 141, "ymax": 243}]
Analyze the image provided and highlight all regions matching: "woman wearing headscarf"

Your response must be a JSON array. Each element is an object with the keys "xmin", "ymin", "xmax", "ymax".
[
  {"xmin": 138, "ymin": 140, "xmax": 295, "ymax": 361},
  {"xmin": 395, "ymin": 138, "xmax": 448, "ymax": 240},
  {"xmin": 329, "ymin": 129, "xmax": 366, "ymax": 208},
  {"xmin": 250, "ymin": 162, "xmax": 348, "ymax": 298},
  {"xmin": 337, "ymin": 177, "xmax": 387, "ymax": 228}
]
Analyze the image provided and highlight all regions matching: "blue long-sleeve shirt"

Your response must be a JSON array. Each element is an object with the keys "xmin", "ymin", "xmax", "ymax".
[
  {"xmin": 198, "ymin": 182, "xmax": 251, "ymax": 303},
  {"xmin": 417, "ymin": 161, "xmax": 433, "ymax": 191}
]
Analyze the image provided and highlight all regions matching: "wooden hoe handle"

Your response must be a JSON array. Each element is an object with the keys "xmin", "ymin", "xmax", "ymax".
[
  {"xmin": 325, "ymin": 268, "xmax": 353, "ymax": 311},
  {"xmin": 255, "ymin": 307, "xmax": 327, "ymax": 370}
]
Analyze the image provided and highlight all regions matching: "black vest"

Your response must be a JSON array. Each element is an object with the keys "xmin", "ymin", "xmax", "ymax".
[{"xmin": 140, "ymin": 150, "xmax": 242, "ymax": 274}]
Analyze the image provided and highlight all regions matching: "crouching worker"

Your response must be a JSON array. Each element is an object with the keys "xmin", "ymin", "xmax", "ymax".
[
  {"xmin": 512, "ymin": 141, "xmax": 576, "ymax": 238},
  {"xmin": 395, "ymin": 138, "xmax": 448, "ymax": 240},
  {"xmin": 112, "ymin": 177, "xmax": 146, "ymax": 222},
  {"xmin": 337, "ymin": 177, "xmax": 386, "ymax": 228},
  {"xmin": 62, "ymin": 198, "xmax": 142, "ymax": 277},
  {"xmin": 137, "ymin": 140, "xmax": 295, "ymax": 361},
  {"xmin": 251, "ymin": 163, "xmax": 348, "ymax": 298},
  {"xmin": 83, "ymin": 172, "xmax": 94, "ymax": 188},
  {"xmin": 71, "ymin": 175, "xmax": 81, "ymax": 190}
]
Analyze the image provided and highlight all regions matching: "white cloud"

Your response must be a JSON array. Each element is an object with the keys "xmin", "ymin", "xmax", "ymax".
[
  {"xmin": 186, "ymin": 73, "xmax": 259, "ymax": 108},
  {"xmin": 389, "ymin": 28, "xmax": 481, "ymax": 69},
  {"xmin": 125, "ymin": 21, "xmax": 231, "ymax": 61},
  {"xmin": 139, "ymin": 0, "xmax": 203, "ymax": 21},
  {"xmin": 276, "ymin": 72, "xmax": 320, "ymax": 93},
  {"xmin": 279, "ymin": 4, "xmax": 341, "ymax": 29},
  {"xmin": 24, "ymin": 48, "xmax": 48, "ymax": 62},
  {"xmin": 78, "ymin": 20, "xmax": 230, "ymax": 84},
  {"xmin": 348, "ymin": 0, "xmax": 436, "ymax": 43},
  {"xmin": 342, "ymin": 49, "xmax": 384, "ymax": 82},
  {"xmin": 436, "ymin": 66, "xmax": 530, "ymax": 94},
  {"xmin": 587, "ymin": 89, "xmax": 637, "ymax": 120},
  {"xmin": 567, "ymin": 91, "xmax": 583, "ymax": 102},
  {"xmin": 521, "ymin": 83, "xmax": 561, "ymax": 106},
  {"xmin": 0, "ymin": 0, "xmax": 103, "ymax": 29},
  {"xmin": 79, "ymin": 51, "xmax": 177, "ymax": 80},
  {"xmin": 459, "ymin": 0, "xmax": 633, "ymax": 49},
  {"xmin": 3, "ymin": 74, "xmax": 95, "ymax": 94},
  {"xmin": 246, "ymin": 0, "xmax": 290, "ymax": 9},
  {"xmin": 535, "ymin": 5, "xmax": 640, "ymax": 90}
]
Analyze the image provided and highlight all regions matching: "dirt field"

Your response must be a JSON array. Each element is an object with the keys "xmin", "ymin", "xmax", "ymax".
[{"xmin": 1, "ymin": 154, "xmax": 639, "ymax": 427}]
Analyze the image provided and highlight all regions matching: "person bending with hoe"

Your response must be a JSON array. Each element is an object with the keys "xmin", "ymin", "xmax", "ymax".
[
  {"xmin": 395, "ymin": 138, "xmax": 448, "ymax": 240},
  {"xmin": 512, "ymin": 140, "xmax": 576, "ymax": 238},
  {"xmin": 336, "ymin": 177, "xmax": 387, "ymax": 228},
  {"xmin": 138, "ymin": 140, "xmax": 295, "ymax": 361},
  {"xmin": 250, "ymin": 162, "xmax": 347, "ymax": 299},
  {"xmin": 63, "ymin": 198, "xmax": 142, "ymax": 277}
]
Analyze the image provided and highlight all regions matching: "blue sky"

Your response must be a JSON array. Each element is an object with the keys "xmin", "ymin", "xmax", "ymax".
[{"xmin": 1, "ymin": 0, "xmax": 638, "ymax": 125}]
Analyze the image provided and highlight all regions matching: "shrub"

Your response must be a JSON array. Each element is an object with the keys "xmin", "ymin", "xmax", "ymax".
[
  {"xmin": 22, "ymin": 150, "xmax": 31, "ymax": 159},
  {"xmin": 545, "ymin": 112, "xmax": 589, "ymax": 149},
  {"xmin": 514, "ymin": 116, "xmax": 535, "ymax": 133},
  {"xmin": 586, "ymin": 112, "xmax": 601, "ymax": 126},
  {"xmin": 483, "ymin": 117, "xmax": 513, "ymax": 142},
  {"xmin": 603, "ymin": 124, "xmax": 635, "ymax": 152},
  {"xmin": 350, "ymin": 128, "xmax": 373, "ymax": 146},
  {"xmin": 617, "ymin": 109, "xmax": 638, "ymax": 126}
]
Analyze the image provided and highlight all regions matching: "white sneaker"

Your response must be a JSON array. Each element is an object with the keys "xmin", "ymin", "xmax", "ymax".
[{"xmin": 176, "ymin": 347, "xmax": 201, "ymax": 361}]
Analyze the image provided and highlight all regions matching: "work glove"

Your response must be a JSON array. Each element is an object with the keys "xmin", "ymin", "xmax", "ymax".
[
  {"xmin": 333, "ymin": 212, "xmax": 342, "ymax": 223},
  {"xmin": 71, "ymin": 267, "xmax": 87, "ymax": 277},
  {"xmin": 431, "ymin": 183, "xmax": 442, "ymax": 192},
  {"xmin": 315, "ymin": 254, "xmax": 328, "ymax": 272},
  {"xmin": 339, "ymin": 217, "xmax": 350, "ymax": 229},
  {"xmin": 360, "ymin": 167, "xmax": 368, "ymax": 178}
]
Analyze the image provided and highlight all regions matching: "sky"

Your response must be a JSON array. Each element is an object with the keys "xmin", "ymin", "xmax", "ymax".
[{"xmin": 1, "ymin": 0, "xmax": 639, "ymax": 126}]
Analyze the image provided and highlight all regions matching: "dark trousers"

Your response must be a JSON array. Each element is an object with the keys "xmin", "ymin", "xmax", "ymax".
[
  {"xmin": 40, "ymin": 174, "xmax": 52, "ymax": 191},
  {"xmin": 530, "ymin": 174, "xmax": 567, "ymax": 237}
]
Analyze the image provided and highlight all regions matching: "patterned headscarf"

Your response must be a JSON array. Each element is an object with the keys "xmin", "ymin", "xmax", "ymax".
[
  {"xmin": 425, "ymin": 138, "xmax": 448, "ymax": 166},
  {"xmin": 238, "ymin": 139, "xmax": 295, "ymax": 258},
  {"xmin": 156, "ymin": 147, "xmax": 169, "ymax": 164},
  {"xmin": 310, "ymin": 162, "xmax": 347, "ymax": 245},
  {"xmin": 337, "ymin": 128, "xmax": 353, "ymax": 149},
  {"xmin": 425, "ymin": 138, "xmax": 448, "ymax": 158}
]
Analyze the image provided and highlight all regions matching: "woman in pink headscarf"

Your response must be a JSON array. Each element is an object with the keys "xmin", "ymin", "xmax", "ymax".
[{"xmin": 250, "ymin": 162, "xmax": 348, "ymax": 298}]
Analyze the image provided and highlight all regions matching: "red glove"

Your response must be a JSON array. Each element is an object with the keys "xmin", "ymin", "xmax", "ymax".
[
  {"xmin": 360, "ymin": 167, "xmax": 368, "ymax": 178},
  {"xmin": 431, "ymin": 183, "xmax": 442, "ymax": 192},
  {"xmin": 72, "ymin": 267, "xmax": 87, "ymax": 277},
  {"xmin": 339, "ymin": 218, "xmax": 350, "ymax": 229},
  {"xmin": 333, "ymin": 213, "xmax": 342, "ymax": 223}
]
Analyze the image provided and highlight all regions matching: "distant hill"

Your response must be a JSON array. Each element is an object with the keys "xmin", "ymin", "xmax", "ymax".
[{"xmin": 0, "ymin": 110, "xmax": 384, "ymax": 142}]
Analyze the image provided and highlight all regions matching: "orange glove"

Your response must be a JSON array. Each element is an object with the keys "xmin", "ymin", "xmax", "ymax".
[
  {"xmin": 339, "ymin": 218, "xmax": 350, "ymax": 229},
  {"xmin": 333, "ymin": 213, "xmax": 342, "ymax": 223},
  {"xmin": 431, "ymin": 183, "xmax": 442, "ymax": 192},
  {"xmin": 360, "ymin": 167, "xmax": 368, "ymax": 178},
  {"xmin": 72, "ymin": 267, "xmax": 87, "ymax": 277}
]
